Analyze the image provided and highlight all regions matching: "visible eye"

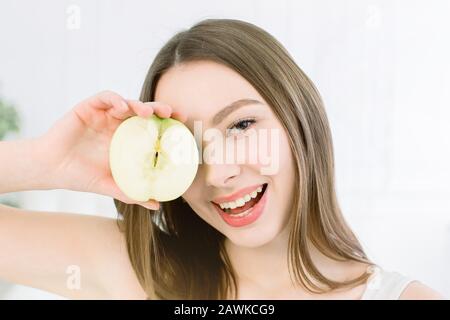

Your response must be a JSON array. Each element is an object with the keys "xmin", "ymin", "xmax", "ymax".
[{"xmin": 226, "ymin": 118, "xmax": 256, "ymax": 136}]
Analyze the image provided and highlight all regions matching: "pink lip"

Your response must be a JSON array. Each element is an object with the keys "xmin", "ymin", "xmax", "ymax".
[
  {"xmin": 212, "ymin": 184, "xmax": 269, "ymax": 228},
  {"xmin": 211, "ymin": 184, "xmax": 264, "ymax": 204}
]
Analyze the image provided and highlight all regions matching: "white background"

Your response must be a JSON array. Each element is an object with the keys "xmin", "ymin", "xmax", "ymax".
[{"xmin": 0, "ymin": 0, "xmax": 449, "ymax": 299}]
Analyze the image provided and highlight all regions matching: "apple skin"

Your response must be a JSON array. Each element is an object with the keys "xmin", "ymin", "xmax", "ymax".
[{"xmin": 109, "ymin": 115, "xmax": 199, "ymax": 202}]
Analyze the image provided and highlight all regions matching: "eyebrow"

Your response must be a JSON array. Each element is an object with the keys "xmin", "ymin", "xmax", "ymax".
[{"xmin": 212, "ymin": 98, "xmax": 264, "ymax": 125}]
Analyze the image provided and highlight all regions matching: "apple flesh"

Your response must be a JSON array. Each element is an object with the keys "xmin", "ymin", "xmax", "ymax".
[{"xmin": 109, "ymin": 115, "xmax": 199, "ymax": 202}]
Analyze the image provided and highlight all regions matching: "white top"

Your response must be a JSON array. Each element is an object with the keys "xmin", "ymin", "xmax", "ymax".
[{"xmin": 360, "ymin": 265, "xmax": 416, "ymax": 300}]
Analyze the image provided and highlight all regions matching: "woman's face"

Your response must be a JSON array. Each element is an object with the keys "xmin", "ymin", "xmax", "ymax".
[{"xmin": 154, "ymin": 60, "xmax": 296, "ymax": 248}]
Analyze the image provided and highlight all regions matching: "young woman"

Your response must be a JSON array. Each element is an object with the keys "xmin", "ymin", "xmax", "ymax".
[{"xmin": 0, "ymin": 19, "xmax": 443, "ymax": 300}]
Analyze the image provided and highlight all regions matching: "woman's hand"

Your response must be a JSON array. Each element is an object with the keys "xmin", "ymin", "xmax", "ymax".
[{"xmin": 36, "ymin": 90, "xmax": 186, "ymax": 210}]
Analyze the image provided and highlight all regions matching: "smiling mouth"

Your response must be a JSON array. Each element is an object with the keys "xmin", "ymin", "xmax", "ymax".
[{"xmin": 213, "ymin": 183, "xmax": 268, "ymax": 216}]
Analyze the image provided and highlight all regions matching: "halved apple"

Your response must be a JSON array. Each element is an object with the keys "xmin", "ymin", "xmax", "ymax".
[{"xmin": 109, "ymin": 115, "xmax": 199, "ymax": 202}]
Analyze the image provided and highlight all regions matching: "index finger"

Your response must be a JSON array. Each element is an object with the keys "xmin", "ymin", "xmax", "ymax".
[
  {"xmin": 143, "ymin": 101, "xmax": 187, "ymax": 123},
  {"xmin": 87, "ymin": 90, "xmax": 127, "ymax": 111}
]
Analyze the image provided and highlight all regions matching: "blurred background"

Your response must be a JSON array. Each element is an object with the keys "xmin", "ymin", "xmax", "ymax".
[{"xmin": 0, "ymin": 0, "xmax": 449, "ymax": 299}]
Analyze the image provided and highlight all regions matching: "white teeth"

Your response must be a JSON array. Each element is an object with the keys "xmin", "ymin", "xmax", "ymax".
[
  {"xmin": 236, "ymin": 198, "xmax": 245, "ymax": 207},
  {"xmin": 217, "ymin": 185, "xmax": 265, "ymax": 210}
]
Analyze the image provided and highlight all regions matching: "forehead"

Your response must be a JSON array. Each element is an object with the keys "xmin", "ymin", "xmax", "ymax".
[{"xmin": 154, "ymin": 60, "xmax": 264, "ymax": 122}]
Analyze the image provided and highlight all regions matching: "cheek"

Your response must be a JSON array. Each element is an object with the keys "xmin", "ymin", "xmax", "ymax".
[
  {"xmin": 240, "ymin": 127, "xmax": 285, "ymax": 176},
  {"xmin": 276, "ymin": 134, "xmax": 297, "ymax": 210},
  {"xmin": 278, "ymin": 131, "xmax": 295, "ymax": 171},
  {"xmin": 276, "ymin": 130, "xmax": 296, "ymax": 183},
  {"xmin": 182, "ymin": 176, "xmax": 202, "ymax": 203},
  {"xmin": 181, "ymin": 173, "xmax": 212, "ymax": 219},
  {"xmin": 256, "ymin": 128, "xmax": 295, "ymax": 206}
]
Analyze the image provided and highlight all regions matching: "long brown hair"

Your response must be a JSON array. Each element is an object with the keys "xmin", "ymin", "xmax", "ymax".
[{"xmin": 114, "ymin": 18, "xmax": 373, "ymax": 299}]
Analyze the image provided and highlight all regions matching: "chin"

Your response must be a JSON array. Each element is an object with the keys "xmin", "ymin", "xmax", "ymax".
[{"xmin": 224, "ymin": 223, "xmax": 283, "ymax": 249}]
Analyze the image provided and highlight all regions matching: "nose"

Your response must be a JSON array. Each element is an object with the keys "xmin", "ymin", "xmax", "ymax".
[
  {"xmin": 201, "ymin": 132, "xmax": 241, "ymax": 188},
  {"xmin": 203, "ymin": 162, "xmax": 240, "ymax": 188}
]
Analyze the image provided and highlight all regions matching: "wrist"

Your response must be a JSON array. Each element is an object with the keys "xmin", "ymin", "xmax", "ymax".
[
  {"xmin": 28, "ymin": 136, "xmax": 61, "ymax": 191},
  {"xmin": 0, "ymin": 138, "xmax": 55, "ymax": 193}
]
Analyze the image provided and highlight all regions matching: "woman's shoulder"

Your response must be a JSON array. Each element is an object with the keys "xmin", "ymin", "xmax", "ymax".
[
  {"xmin": 362, "ymin": 265, "xmax": 445, "ymax": 300},
  {"xmin": 399, "ymin": 281, "xmax": 445, "ymax": 300}
]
